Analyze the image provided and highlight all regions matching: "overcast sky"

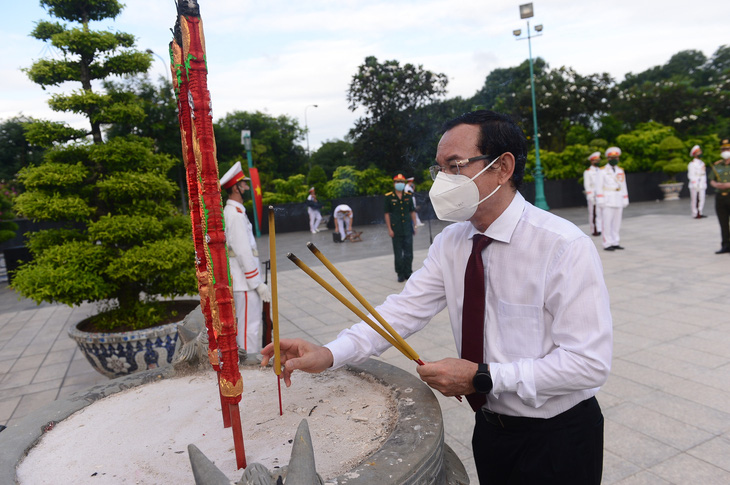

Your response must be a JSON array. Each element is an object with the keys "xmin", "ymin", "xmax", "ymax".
[{"xmin": 2, "ymin": 0, "xmax": 729, "ymax": 152}]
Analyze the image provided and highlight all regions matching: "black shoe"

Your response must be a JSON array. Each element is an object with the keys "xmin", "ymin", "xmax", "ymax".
[
  {"xmin": 592, "ymin": 232, "xmax": 601, "ymax": 236},
  {"xmin": 715, "ymin": 246, "xmax": 730, "ymax": 254},
  {"xmin": 397, "ymin": 276, "xmax": 405, "ymax": 282},
  {"xmin": 612, "ymin": 245, "xmax": 625, "ymax": 250},
  {"xmin": 604, "ymin": 247, "xmax": 615, "ymax": 251}
]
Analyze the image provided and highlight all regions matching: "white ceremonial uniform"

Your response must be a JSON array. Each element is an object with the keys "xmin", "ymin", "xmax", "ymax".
[
  {"xmin": 687, "ymin": 158, "xmax": 707, "ymax": 217},
  {"xmin": 596, "ymin": 165, "xmax": 629, "ymax": 249},
  {"xmin": 333, "ymin": 204, "xmax": 353, "ymax": 240},
  {"xmin": 325, "ymin": 192, "xmax": 612, "ymax": 418},
  {"xmin": 307, "ymin": 194, "xmax": 322, "ymax": 233},
  {"xmin": 223, "ymin": 199, "xmax": 264, "ymax": 353},
  {"xmin": 583, "ymin": 165, "xmax": 602, "ymax": 235}
]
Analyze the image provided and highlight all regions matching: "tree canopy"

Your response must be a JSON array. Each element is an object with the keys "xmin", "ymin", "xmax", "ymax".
[{"xmin": 13, "ymin": 0, "xmax": 195, "ymax": 328}]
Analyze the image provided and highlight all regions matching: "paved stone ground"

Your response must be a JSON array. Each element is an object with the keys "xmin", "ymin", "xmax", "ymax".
[{"xmin": 2, "ymin": 196, "xmax": 730, "ymax": 484}]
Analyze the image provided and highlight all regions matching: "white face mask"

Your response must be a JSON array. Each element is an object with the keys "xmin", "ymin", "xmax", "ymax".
[
  {"xmin": 722, "ymin": 151, "xmax": 730, "ymax": 160},
  {"xmin": 429, "ymin": 155, "xmax": 502, "ymax": 222}
]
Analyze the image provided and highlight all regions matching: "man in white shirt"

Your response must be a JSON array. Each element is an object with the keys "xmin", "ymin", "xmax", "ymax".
[
  {"xmin": 596, "ymin": 147, "xmax": 629, "ymax": 251},
  {"xmin": 221, "ymin": 162, "xmax": 271, "ymax": 355},
  {"xmin": 262, "ymin": 110, "xmax": 612, "ymax": 484},
  {"xmin": 687, "ymin": 145, "xmax": 707, "ymax": 219},
  {"xmin": 583, "ymin": 151, "xmax": 602, "ymax": 236}
]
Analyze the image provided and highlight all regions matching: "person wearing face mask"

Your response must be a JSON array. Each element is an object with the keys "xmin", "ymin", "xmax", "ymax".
[
  {"xmin": 384, "ymin": 173, "xmax": 417, "ymax": 282},
  {"xmin": 710, "ymin": 139, "xmax": 730, "ymax": 254},
  {"xmin": 404, "ymin": 177, "xmax": 425, "ymax": 227},
  {"xmin": 262, "ymin": 110, "xmax": 612, "ymax": 485},
  {"xmin": 583, "ymin": 151, "xmax": 603, "ymax": 236},
  {"xmin": 596, "ymin": 147, "xmax": 629, "ymax": 251},
  {"xmin": 221, "ymin": 162, "xmax": 272, "ymax": 356},
  {"xmin": 688, "ymin": 145, "xmax": 707, "ymax": 219}
]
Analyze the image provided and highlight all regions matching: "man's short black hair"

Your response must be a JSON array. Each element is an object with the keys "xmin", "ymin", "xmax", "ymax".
[{"xmin": 441, "ymin": 110, "xmax": 527, "ymax": 190}]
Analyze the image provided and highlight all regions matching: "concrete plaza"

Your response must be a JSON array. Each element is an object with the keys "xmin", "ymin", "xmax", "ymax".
[{"xmin": 1, "ymin": 196, "xmax": 730, "ymax": 484}]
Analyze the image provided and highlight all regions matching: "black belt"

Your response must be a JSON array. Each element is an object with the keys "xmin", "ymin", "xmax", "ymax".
[{"xmin": 480, "ymin": 397, "xmax": 597, "ymax": 429}]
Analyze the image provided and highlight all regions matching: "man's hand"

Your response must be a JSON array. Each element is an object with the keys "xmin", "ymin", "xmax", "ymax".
[
  {"xmin": 261, "ymin": 338, "xmax": 334, "ymax": 387},
  {"xmin": 255, "ymin": 283, "xmax": 271, "ymax": 302},
  {"xmin": 388, "ymin": 228, "xmax": 394, "ymax": 238},
  {"xmin": 416, "ymin": 358, "xmax": 479, "ymax": 397}
]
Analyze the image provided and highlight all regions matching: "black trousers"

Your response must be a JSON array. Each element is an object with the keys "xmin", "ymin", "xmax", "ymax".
[
  {"xmin": 716, "ymin": 193, "xmax": 730, "ymax": 248},
  {"xmin": 472, "ymin": 397, "xmax": 604, "ymax": 485},
  {"xmin": 391, "ymin": 232, "xmax": 413, "ymax": 278}
]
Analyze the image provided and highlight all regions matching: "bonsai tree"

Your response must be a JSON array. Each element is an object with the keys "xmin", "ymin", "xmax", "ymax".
[
  {"xmin": 12, "ymin": 0, "xmax": 196, "ymax": 331},
  {"xmin": 654, "ymin": 135, "xmax": 687, "ymax": 183}
]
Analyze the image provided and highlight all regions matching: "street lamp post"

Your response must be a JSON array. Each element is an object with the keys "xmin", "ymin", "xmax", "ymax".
[
  {"xmin": 514, "ymin": 3, "xmax": 549, "ymax": 211},
  {"xmin": 241, "ymin": 130, "xmax": 261, "ymax": 237},
  {"xmin": 147, "ymin": 49, "xmax": 189, "ymax": 215},
  {"xmin": 304, "ymin": 104, "xmax": 318, "ymax": 171}
]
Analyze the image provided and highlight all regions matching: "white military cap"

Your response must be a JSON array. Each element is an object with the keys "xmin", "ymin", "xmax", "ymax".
[
  {"xmin": 588, "ymin": 152, "xmax": 601, "ymax": 162},
  {"xmin": 605, "ymin": 147, "xmax": 622, "ymax": 158},
  {"xmin": 690, "ymin": 145, "xmax": 701, "ymax": 157},
  {"xmin": 220, "ymin": 161, "xmax": 250, "ymax": 189}
]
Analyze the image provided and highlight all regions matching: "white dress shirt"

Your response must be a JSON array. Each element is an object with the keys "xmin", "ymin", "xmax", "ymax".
[{"xmin": 325, "ymin": 192, "xmax": 613, "ymax": 418}]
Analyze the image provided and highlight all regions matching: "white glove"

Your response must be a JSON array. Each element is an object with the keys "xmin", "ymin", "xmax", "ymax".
[
  {"xmin": 252, "ymin": 248, "xmax": 259, "ymax": 258},
  {"xmin": 255, "ymin": 283, "xmax": 271, "ymax": 302}
]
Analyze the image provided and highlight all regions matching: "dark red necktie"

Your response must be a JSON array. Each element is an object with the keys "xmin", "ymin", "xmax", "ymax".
[{"xmin": 462, "ymin": 234, "xmax": 492, "ymax": 412}]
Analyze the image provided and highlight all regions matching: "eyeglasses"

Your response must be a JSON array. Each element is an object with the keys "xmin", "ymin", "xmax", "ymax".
[{"xmin": 428, "ymin": 155, "xmax": 490, "ymax": 180}]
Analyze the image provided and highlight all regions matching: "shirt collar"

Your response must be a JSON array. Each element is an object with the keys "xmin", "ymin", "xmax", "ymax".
[
  {"xmin": 468, "ymin": 191, "xmax": 525, "ymax": 244},
  {"xmin": 227, "ymin": 199, "xmax": 245, "ymax": 210}
]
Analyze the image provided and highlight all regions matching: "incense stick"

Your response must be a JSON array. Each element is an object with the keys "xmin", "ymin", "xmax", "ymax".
[
  {"xmin": 293, "ymin": 246, "xmax": 463, "ymax": 403},
  {"xmin": 287, "ymin": 253, "xmax": 407, "ymax": 354},
  {"xmin": 268, "ymin": 206, "xmax": 283, "ymax": 416},
  {"xmin": 306, "ymin": 242, "xmax": 423, "ymax": 364}
]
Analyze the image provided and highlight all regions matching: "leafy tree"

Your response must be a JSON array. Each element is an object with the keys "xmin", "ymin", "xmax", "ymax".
[
  {"xmin": 0, "ymin": 117, "xmax": 46, "ymax": 182},
  {"xmin": 104, "ymin": 75, "xmax": 181, "ymax": 157},
  {"xmin": 0, "ymin": 183, "xmax": 19, "ymax": 243},
  {"xmin": 309, "ymin": 139, "xmax": 353, "ymax": 177},
  {"xmin": 480, "ymin": 59, "xmax": 615, "ymax": 152},
  {"xmin": 306, "ymin": 165, "xmax": 328, "ymax": 196},
  {"xmin": 104, "ymin": 75, "xmax": 187, "ymax": 211},
  {"xmin": 615, "ymin": 122, "xmax": 675, "ymax": 172},
  {"xmin": 23, "ymin": 0, "xmax": 150, "ymax": 145},
  {"xmin": 267, "ymin": 174, "xmax": 308, "ymax": 204},
  {"xmin": 215, "ymin": 110, "xmax": 307, "ymax": 184},
  {"xmin": 12, "ymin": 0, "xmax": 195, "ymax": 330},
  {"xmin": 347, "ymin": 56, "xmax": 448, "ymax": 173}
]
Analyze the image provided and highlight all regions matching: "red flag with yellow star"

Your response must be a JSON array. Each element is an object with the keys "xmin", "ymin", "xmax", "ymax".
[{"xmin": 249, "ymin": 167, "xmax": 264, "ymax": 228}]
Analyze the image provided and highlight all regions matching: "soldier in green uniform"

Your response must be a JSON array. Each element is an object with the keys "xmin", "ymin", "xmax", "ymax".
[
  {"xmin": 710, "ymin": 139, "xmax": 730, "ymax": 254},
  {"xmin": 384, "ymin": 173, "xmax": 418, "ymax": 282}
]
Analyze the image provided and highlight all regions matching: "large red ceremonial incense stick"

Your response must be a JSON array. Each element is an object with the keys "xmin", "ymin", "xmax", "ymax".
[
  {"xmin": 171, "ymin": 0, "xmax": 246, "ymax": 469},
  {"xmin": 268, "ymin": 207, "xmax": 283, "ymax": 416}
]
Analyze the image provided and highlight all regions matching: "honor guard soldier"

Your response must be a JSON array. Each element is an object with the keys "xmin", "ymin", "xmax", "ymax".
[
  {"xmin": 710, "ymin": 139, "xmax": 730, "ymax": 254},
  {"xmin": 384, "ymin": 174, "xmax": 417, "ymax": 282},
  {"xmin": 583, "ymin": 151, "xmax": 603, "ymax": 236},
  {"xmin": 596, "ymin": 147, "xmax": 629, "ymax": 251},
  {"xmin": 687, "ymin": 145, "xmax": 707, "ymax": 219},
  {"xmin": 221, "ymin": 161, "xmax": 271, "ymax": 355}
]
